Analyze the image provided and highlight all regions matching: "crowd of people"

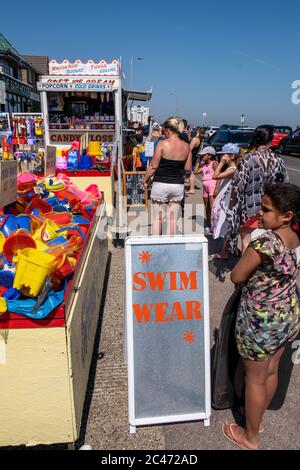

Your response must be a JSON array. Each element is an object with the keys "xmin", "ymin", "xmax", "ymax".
[{"xmin": 125, "ymin": 116, "xmax": 300, "ymax": 450}]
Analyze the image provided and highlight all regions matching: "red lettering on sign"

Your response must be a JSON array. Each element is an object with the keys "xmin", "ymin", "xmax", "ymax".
[
  {"xmin": 132, "ymin": 271, "xmax": 198, "ymax": 291},
  {"xmin": 155, "ymin": 302, "xmax": 170, "ymax": 322},
  {"xmin": 133, "ymin": 303, "xmax": 153, "ymax": 324},
  {"xmin": 185, "ymin": 301, "xmax": 202, "ymax": 320},
  {"xmin": 133, "ymin": 272, "xmax": 147, "ymax": 291},
  {"xmin": 147, "ymin": 272, "xmax": 168, "ymax": 291}
]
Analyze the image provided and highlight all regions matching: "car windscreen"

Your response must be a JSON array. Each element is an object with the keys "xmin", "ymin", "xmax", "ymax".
[
  {"xmin": 209, "ymin": 131, "xmax": 229, "ymax": 144},
  {"xmin": 230, "ymin": 132, "xmax": 254, "ymax": 144},
  {"xmin": 273, "ymin": 127, "xmax": 292, "ymax": 134}
]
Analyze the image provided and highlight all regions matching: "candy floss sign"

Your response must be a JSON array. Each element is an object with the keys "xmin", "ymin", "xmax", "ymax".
[
  {"xmin": 125, "ymin": 236, "xmax": 211, "ymax": 432},
  {"xmin": 49, "ymin": 59, "xmax": 120, "ymax": 76}
]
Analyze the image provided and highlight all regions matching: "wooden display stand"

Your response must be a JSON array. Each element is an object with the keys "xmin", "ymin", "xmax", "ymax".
[{"xmin": 0, "ymin": 203, "xmax": 108, "ymax": 447}]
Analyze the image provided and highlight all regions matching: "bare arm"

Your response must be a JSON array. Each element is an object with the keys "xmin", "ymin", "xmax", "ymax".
[
  {"xmin": 189, "ymin": 137, "xmax": 198, "ymax": 151},
  {"xmin": 184, "ymin": 148, "xmax": 192, "ymax": 173},
  {"xmin": 141, "ymin": 141, "xmax": 163, "ymax": 185},
  {"xmin": 213, "ymin": 166, "xmax": 236, "ymax": 180},
  {"xmin": 230, "ymin": 247, "xmax": 263, "ymax": 284}
]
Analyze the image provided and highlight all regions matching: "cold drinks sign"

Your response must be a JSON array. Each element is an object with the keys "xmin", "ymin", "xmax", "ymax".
[{"xmin": 125, "ymin": 236, "xmax": 211, "ymax": 432}]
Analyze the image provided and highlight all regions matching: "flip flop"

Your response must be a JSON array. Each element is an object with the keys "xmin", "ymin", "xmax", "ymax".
[{"xmin": 222, "ymin": 423, "xmax": 258, "ymax": 450}]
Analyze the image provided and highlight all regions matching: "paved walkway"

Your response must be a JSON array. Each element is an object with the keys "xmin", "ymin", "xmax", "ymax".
[{"xmin": 82, "ymin": 183, "xmax": 300, "ymax": 450}]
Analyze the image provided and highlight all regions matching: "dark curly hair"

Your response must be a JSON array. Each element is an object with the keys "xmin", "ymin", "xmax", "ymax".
[
  {"xmin": 264, "ymin": 183, "xmax": 300, "ymax": 238},
  {"xmin": 250, "ymin": 125, "xmax": 274, "ymax": 149}
]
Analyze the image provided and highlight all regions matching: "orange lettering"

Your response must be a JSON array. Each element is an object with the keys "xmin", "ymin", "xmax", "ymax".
[
  {"xmin": 179, "ymin": 271, "xmax": 197, "ymax": 290},
  {"xmin": 133, "ymin": 303, "xmax": 153, "ymax": 323},
  {"xmin": 169, "ymin": 272, "xmax": 177, "ymax": 290},
  {"xmin": 133, "ymin": 272, "xmax": 146, "ymax": 291},
  {"xmin": 147, "ymin": 272, "xmax": 167, "ymax": 291},
  {"xmin": 185, "ymin": 301, "xmax": 202, "ymax": 320},
  {"xmin": 170, "ymin": 302, "xmax": 185, "ymax": 321},
  {"xmin": 155, "ymin": 302, "xmax": 170, "ymax": 322}
]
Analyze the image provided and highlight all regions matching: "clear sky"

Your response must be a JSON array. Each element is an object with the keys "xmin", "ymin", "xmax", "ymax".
[{"xmin": 2, "ymin": 0, "xmax": 300, "ymax": 127}]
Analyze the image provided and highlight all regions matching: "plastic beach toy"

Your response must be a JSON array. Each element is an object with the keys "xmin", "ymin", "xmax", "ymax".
[
  {"xmin": 16, "ymin": 215, "xmax": 32, "ymax": 233},
  {"xmin": 45, "ymin": 212, "xmax": 72, "ymax": 225},
  {"xmin": 33, "ymin": 219, "xmax": 64, "ymax": 243},
  {"xmin": 3, "ymin": 230, "xmax": 37, "ymax": 262},
  {"xmin": 0, "ymin": 232, "xmax": 5, "ymax": 253},
  {"xmin": 44, "ymin": 178, "xmax": 66, "ymax": 192},
  {"xmin": 13, "ymin": 248, "xmax": 58, "ymax": 297},
  {"xmin": 25, "ymin": 198, "xmax": 53, "ymax": 216},
  {"xmin": 0, "ymin": 215, "xmax": 18, "ymax": 237}
]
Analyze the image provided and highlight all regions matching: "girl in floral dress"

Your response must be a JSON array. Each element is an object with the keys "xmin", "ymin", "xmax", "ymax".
[
  {"xmin": 223, "ymin": 183, "xmax": 300, "ymax": 450},
  {"xmin": 210, "ymin": 143, "xmax": 240, "ymax": 259}
]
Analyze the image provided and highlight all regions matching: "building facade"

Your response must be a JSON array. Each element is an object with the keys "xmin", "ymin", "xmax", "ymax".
[{"xmin": 0, "ymin": 33, "xmax": 46, "ymax": 114}]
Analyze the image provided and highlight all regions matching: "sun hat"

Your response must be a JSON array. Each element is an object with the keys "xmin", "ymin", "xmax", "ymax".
[
  {"xmin": 217, "ymin": 143, "xmax": 240, "ymax": 154},
  {"xmin": 198, "ymin": 146, "xmax": 216, "ymax": 156}
]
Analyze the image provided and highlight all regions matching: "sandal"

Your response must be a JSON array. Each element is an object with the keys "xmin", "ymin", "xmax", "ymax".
[{"xmin": 222, "ymin": 423, "xmax": 258, "ymax": 450}]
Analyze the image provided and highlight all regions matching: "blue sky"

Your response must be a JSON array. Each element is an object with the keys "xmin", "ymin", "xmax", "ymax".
[{"xmin": 2, "ymin": 0, "xmax": 300, "ymax": 127}]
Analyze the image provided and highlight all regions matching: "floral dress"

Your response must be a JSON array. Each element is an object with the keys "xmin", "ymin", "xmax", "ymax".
[
  {"xmin": 220, "ymin": 147, "xmax": 288, "ymax": 252},
  {"xmin": 235, "ymin": 230, "xmax": 300, "ymax": 361}
]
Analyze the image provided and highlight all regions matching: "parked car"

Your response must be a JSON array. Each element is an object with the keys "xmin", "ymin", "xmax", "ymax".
[
  {"xmin": 218, "ymin": 124, "xmax": 240, "ymax": 131},
  {"xmin": 204, "ymin": 126, "xmax": 219, "ymax": 139},
  {"xmin": 271, "ymin": 126, "xmax": 293, "ymax": 149},
  {"xmin": 277, "ymin": 128, "xmax": 300, "ymax": 156},
  {"xmin": 207, "ymin": 129, "xmax": 255, "ymax": 155}
]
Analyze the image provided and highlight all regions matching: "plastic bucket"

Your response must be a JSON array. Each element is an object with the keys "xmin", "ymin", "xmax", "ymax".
[
  {"xmin": 0, "ymin": 232, "xmax": 5, "ymax": 253},
  {"xmin": 25, "ymin": 199, "xmax": 53, "ymax": 216},
  {"xmin": 13, "ymin": 248, "xmax": 57, "ymax": 297},
  {"xmin": 33, "ymin": 219, "xmax": 61, "ymax": 243},
  {"xmin": 88, "ymin": 141, "xmax": 101, "ymax": 156},
  {"xmin": 0, "ymin": 215, "xmax": 18, "ymax": 237},
  {"xmin": 17, "ymin": 215, "xmax": 32, "ymax": 233},
  {"xmin": 45, "ymin": 212, "xmax": 72, "ymax": 225},
  {"xmin": 3, "ymin": 229, "xmax": 37, "ymax": 262}
]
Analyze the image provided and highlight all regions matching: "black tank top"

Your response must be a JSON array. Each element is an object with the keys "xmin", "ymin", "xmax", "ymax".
[
  {"xmin": 192, "ymin": 144, "xmax": 201, "ymax": 165},
  {"xmin": 153, "ymin": 157, "xmax": 186, "ymax": 184}
]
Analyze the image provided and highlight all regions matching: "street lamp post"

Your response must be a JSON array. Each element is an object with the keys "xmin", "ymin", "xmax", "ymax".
[
  {"xmin": 241, "ymin": 114, "xmax": 245, "ymax": 130},
  {"xmin": 130, "ymin": 57, "xmax": 143, "ymax": 90}
]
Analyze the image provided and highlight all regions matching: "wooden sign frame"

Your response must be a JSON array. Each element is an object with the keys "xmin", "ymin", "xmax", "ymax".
[{"xmin": 122, "ymin": 171, "xmax": 149, "ymax": 209}]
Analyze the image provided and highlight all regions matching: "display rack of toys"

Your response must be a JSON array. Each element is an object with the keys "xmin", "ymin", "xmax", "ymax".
[
  {"xmin": 0, "ymin": 172, "xmax": 102, "ymax": 319},
  {"xmin": 11, "ymin": 114, "xmax": 44, "ymax": 145},
  {"xmin": 56, "ymin": 141, "xmax": 113, "ymax": 173}
]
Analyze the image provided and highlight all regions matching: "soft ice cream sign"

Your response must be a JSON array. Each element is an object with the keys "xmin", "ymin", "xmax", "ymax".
[
  {"xmin": 49, "ymin": 59, "xmax": 120, "ymax": 76},
  {"xmin": 125, "ymin": 236, "xmax": 211, "ymax": 431}
]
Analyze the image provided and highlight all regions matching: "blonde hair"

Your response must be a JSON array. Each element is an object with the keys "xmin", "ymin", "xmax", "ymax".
[{"xmin": 163, "ymin": 116, "xmax": 184, "ymax": 135}]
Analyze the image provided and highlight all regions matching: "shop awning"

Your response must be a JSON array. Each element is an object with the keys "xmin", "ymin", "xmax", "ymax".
[{"xmin": 123, "ymin": 89, "xmax": 152, "ymax": 102}]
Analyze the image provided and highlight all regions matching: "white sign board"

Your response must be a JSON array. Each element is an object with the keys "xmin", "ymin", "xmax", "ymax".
[
  {"xmin": 0, "ymin": 161, "xmax": 18, "ymax": 207},
  {"xmin": 37, "ymin": 80, "xmax": 114, "ymax": 92},
  {"xmin": 145, "ymin": 141, "xmax": 154, "ymax": 158},
  {"xmin": 125, "ymin": 236, "xmax": 211, "ymax": 431},
  {"xmin": 49, "ymin": 59, "xmax": 120, "ymax": 76},
  {"xmin": 44, "ymin": 145, "xmax": 57, "ymax": 177},
  {"xmin": 0, "ymin": 113, "xmax": 11, "ymax": 135}
]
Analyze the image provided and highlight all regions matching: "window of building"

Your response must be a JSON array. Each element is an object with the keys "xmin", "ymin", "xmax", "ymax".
[{"xmin": 28, "ymin": 68, "xmax": 33, "ymax": 84}]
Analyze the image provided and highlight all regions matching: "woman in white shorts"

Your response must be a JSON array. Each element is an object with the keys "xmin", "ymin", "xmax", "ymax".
[{"xmin": 141, "ymin": 117, "xmax": 192, "ymax": 235}]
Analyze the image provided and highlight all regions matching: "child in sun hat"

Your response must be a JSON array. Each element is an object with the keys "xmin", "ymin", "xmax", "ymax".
[
  {"xmin": 210, "ymin": 143, "xmax": 241, "ymax": 258},
  {"xmin": 195, "ymin": 146, "xmax": 218, "ymax": 234}
]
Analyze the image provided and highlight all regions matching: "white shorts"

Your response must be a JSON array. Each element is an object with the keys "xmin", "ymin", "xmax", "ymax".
[{"xmin": 151, "ymin": 182, "xmax": 184, "ymax": 203}]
